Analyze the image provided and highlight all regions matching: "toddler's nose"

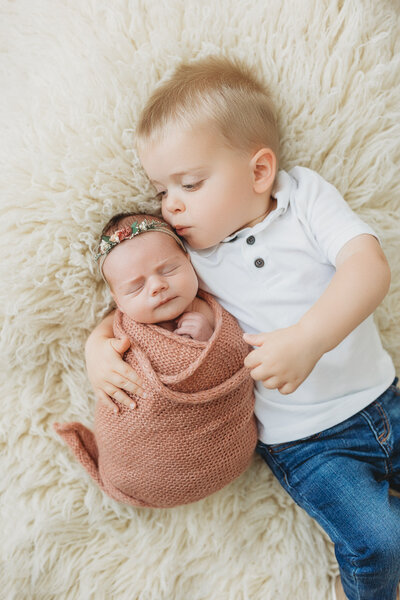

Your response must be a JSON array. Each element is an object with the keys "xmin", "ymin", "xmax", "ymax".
[{"xmin": 164, "ymin": 191, "xmax": 185, "ymax": 213}]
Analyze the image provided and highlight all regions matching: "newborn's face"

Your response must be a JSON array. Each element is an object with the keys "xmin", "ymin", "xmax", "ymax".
[{"xmin": 102, "ymin": 231, "xmax": 198, "ymax": 323}]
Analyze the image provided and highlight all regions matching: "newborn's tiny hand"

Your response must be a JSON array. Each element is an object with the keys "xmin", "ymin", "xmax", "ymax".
[{"xmin": 174, "ymin": 311, "xmax": 213, "ymax": 341}]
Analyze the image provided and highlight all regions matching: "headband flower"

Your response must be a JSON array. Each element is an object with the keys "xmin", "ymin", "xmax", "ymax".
[
  {"xmin": 95, "ymin": 217, "xmax": 187, "ymax": 283},
  {"xmin": 95, "ymin": 219, "xmax": 159, "ymax": 262}
]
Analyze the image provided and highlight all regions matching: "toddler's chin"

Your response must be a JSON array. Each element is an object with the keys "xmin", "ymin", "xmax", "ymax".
[{"xmin": 186, "ymin": 236, "xmax": 217, "ymax": 251}]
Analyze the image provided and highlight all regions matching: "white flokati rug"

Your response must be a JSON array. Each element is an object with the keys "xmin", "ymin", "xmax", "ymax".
[{"xmin": 1, "ymin": 1, "xmax": 399, "ymax": 598}]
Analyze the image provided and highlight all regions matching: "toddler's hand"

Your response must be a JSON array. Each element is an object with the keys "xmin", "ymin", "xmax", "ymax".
[
  {"xmin": 85, "ymin": 334, "xmax": 146, "ymax": 413},
  {"xmin": 243, "ymin": 324, "xmax": 324, "ymax": 394},
  {"xmin": 174, "ymin": 311, "xmax": 213, "ymax": 341}
]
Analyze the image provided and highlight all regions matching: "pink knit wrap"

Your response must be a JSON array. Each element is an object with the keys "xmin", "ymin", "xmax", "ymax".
[{"xmin": 54, "ymin": 291, "xmax": 257, "ymax": 508}]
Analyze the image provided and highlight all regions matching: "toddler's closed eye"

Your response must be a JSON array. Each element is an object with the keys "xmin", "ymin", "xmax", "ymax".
[{"xmin": 183, "ymin": 181, "xmax": 203, "ymax": 191}]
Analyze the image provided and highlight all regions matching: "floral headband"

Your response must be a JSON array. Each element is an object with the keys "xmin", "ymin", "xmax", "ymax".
[{"xmin": 95, "ymin": 218, "xmax": 187, "ymax": 281}]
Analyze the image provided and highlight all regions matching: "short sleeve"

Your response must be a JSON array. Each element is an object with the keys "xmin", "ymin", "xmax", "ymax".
[{"xmin": 290, "ymin": 167, "xmax": 380, "ymax": 266}]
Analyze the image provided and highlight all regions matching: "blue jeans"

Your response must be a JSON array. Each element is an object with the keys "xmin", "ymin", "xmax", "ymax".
[{"xmin": 256, "ymin": 377, "xmax": 400, "ymax": 600}]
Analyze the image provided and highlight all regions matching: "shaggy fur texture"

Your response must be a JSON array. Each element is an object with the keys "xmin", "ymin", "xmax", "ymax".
[{"xmin": 1, "ymin": 1, "xmax": 399, "ymax": 598}]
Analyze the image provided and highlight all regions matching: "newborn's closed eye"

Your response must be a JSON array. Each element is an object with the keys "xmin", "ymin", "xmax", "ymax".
[
  {"xmin": 124, "ymin": 283, "xmax": 143, "ymax": 295},
  {"xmin": 161, "ymin": 266, "xmax": 178, "ymax": 274}
]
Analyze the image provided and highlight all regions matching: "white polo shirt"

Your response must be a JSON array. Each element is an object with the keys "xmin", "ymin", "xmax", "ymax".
[{"xmin": 186, "ymin": 166, "xmax": 395, "ymax": 443}]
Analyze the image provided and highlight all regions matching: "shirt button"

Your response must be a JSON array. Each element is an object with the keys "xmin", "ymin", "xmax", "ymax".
[
  {"xmin": 246, "ymin": 235, "xmax": 255, "ymax": 245},
  {"xmin": 254, "ymin": 258, "xmax": 265, "ymax": 268}
]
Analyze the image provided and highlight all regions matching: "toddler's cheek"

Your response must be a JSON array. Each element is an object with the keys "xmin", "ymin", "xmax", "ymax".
[{"xmin": 161, "ymin": 206, "xmax": 172, "ymax": 225}]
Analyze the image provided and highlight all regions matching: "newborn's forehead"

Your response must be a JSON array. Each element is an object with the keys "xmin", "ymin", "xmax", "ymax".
[
  {"xmin": 135, "ymin": 230, "xmax": 184, "ymax": 257},
  {"xmin": 105, "ymin": 232, "xmax": 185, "ymax": 276}
]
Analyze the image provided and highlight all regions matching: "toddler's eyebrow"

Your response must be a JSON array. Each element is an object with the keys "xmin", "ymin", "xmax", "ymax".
[{"xmin": 150, "ymin": 168, "xmax": 206, "ymax": 184}]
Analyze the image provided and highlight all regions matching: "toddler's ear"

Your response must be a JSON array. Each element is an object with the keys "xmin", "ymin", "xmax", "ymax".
[{"xmin": 251, "ymin": 148, "xmax": 276, "ymax": 193}]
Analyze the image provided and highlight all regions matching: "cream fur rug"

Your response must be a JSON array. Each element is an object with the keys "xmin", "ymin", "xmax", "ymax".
[{"xmin": 1, "ymin": 1, "xmax": 399, "ymax": 598}]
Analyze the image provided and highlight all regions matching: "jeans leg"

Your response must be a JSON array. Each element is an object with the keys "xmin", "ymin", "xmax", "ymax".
[{"xmin": 257, "ymin": 407, "xmax": 400, "ymax": 600}]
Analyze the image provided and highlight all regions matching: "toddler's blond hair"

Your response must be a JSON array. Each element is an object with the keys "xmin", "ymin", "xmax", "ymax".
[{"xmin": 136, "ymin": 55, "xmax": 279, "ymax": 162}]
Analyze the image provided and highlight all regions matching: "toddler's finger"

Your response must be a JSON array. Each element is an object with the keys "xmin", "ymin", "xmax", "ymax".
[
  {"xmin": 115, "ymin": 362, "xmax": 145, "ymax": 388},
  {"xmin": 98, "ymin": 390, "xmax": 120, "ymax": 414},
  {"xmin": 278, "ymin": 382, "xmax": 296, "ymax": 395},
  {"xmin": 113, "ymin": 375, "xmax": 147, "ymax": 399},
  {"xmin": 243, "ymin": 332, "xmax": 264, "ymax": 346},
  {"xmin": 104, "ymin": 382, "xmax": 135, "ymax": 406},
  {"xmin": 108, "ymin": 359, "xmax": 146, "ymax": 397},
  {"xmin": 262, "ymin": 376, "xmax": 280, "ymax": 390},
  {"xmin": 250, "ymin": 364, "xmax": 270, "ymax": 381},
  {"xmin": 122, "ymin": 380, "xmax": 145, "ymax": 396},
  {"xmin": 243, "ymin": 350, "xmax": 261, "ymax": 368},
  {"xmin": 112, "ymin": 389, "xmax": 138, "ymax": 409},
  {"xmin": 110, "ymin": 336, "xmax": 131, "ymax": 355}
]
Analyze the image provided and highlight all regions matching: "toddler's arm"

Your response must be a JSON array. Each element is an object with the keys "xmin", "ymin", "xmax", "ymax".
[
  {"xmin": 85, "ymin": 310, "xmax": 146, "ymax": 412},
  {"xmin": 297, "ymin": 234, "xmax": 390, "ymax": 353},
  {"xmin": 244, "ymin": 234, "xmax": 391, "ymax": 394}
]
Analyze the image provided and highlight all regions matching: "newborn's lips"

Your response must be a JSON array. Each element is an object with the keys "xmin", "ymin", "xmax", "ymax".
[{"xmin": 156, "ymin": 296, "xmax": 176, "ymax": 308}]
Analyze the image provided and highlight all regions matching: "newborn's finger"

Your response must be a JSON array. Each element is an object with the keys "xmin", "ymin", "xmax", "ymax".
[
  {"xmin": 173, "ymin": 327, "xmax": 193, "ymax": 339},
  {"xmin": 176, "ymin": 317, "xmax": 188, "ymax": 329},
  {"xmin": 174, "ymin": 327, "xmax": 192, "ymax": 336},
  {"xmin": 176, "ymin": 313, "xmax": 199, "ymax": 327}
]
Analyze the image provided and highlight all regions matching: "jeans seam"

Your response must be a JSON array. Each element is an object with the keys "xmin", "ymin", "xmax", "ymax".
[
  {"xmin": 268, "ymin": 432, "xmax": 322, "ymax": 454},
  {"xmin": 359, "ymin": 410, "xmax": 391, "ymax": 479},
  {"xmin": 375, "ymin": 402, "xmax": 390, "ymax": 443}
]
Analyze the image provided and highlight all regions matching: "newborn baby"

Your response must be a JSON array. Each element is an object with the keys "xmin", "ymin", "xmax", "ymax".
[
  {"xmin": 54, "ymin": 213, "xmax": 257, "ymax": 508},
  {"xmin": 100, "ymin": 212, "xmax": 214, "ymax": 342}
]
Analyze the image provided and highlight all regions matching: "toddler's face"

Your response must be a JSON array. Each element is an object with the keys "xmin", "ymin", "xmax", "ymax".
[
  {"xmin": 102, "ymin": 232, "xmax": 198, "ymax": 323},
  {"xmin": 139, "ymin": 124, "xmax": 267, "ymax": 249}
]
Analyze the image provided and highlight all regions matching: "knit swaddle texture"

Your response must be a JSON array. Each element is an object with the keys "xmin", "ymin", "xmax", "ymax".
[{"xmin": 54, "ymin": 291, "xmax": 257, "ymax": 508}]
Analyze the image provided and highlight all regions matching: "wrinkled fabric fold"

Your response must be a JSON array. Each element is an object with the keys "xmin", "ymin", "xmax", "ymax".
[{"xmin": 54, "ymin": 290, "xmax": 257, "ymax": 508}]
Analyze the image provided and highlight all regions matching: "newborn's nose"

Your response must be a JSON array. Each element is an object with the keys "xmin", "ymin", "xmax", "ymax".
[{"xmin": 150, "ymin": 275, "xmax": 168, "ymax": 296}]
